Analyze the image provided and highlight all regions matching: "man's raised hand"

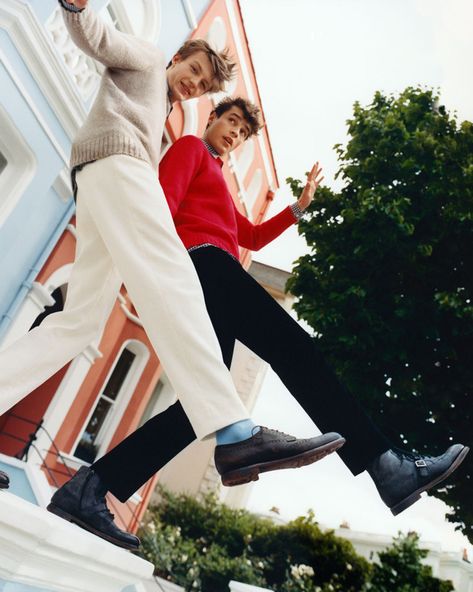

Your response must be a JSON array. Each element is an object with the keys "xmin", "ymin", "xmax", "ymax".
[{"xmin": 297, "ymin": 162, "xmax": 324, "ymax": 212}]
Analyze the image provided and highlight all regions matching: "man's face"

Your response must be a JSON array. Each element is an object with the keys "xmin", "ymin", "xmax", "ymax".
[
  {"xmin": 167, "ymin": 51, "xmax": 216, "ymax": 102},
  {"xmin": 203, "ymin": 107, "xmax": 251, "ymax": 157}
]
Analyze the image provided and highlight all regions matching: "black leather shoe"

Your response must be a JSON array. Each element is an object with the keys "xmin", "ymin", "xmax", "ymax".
[
  {"xmin": 47, "ymin": 467, "xmax": 140, "ymax": 550},
  {"xmin": 368, "ymin": 444, "xmax": 469, "ymax": 516},
  {"xmin": 215, "ymin": 427, "xmax": 345, "ymax": 486},
  {"xmin": 0, "ymin": 470, "xmax": 9, "ymax": 489}
]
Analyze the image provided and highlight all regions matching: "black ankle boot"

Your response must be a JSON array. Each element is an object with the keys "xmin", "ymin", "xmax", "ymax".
[
  {"xmin": 47, "ymin": 466, "xmax": 140, "ymax": 550},
  {"xmin": 368, "ymin": 444, "xmax": 469, "ymax": 516}
]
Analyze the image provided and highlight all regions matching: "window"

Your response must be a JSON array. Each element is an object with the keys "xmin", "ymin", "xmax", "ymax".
[
  {"xmin": 138, "ymin": 373, "xmax": 177, "ymax": 427},
  {"xmin": 74, "ymin": 347, "xmax": 136, "ymax": 463}
]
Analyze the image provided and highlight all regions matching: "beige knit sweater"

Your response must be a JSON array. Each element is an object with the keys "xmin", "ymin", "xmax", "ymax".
[{"xmin": 61, "ymin": 5, "xmax": 169, "ymax": 171}]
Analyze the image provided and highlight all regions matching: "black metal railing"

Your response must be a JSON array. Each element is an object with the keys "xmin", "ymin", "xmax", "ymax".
[{"xmin": 0, "ymin": 413, "xmax": 144, "ymax": 531}]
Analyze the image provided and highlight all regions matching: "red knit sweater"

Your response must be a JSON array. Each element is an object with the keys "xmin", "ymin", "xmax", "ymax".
[{"xmin": 158, "ymin": 135, "xmax": 297, "ymax": 260}]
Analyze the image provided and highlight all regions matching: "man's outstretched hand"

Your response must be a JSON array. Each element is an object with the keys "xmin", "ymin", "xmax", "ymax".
[{"xmin": 297, "ymin": 162, "xmax": 324, "ymax": 211}]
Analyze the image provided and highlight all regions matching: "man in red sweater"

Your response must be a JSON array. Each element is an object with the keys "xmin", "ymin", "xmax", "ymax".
[{"xmin": 51, "ymin": 97, "xmax": 468, "ymax": 549}]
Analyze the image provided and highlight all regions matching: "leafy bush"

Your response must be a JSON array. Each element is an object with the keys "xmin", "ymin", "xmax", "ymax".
[{"xmin": 138, "ymin": 489, "xmax": 454, "ymax": 592}]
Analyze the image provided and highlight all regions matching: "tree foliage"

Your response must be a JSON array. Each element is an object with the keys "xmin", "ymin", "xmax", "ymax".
[
  {"xmin": 369, "ymin": 532, "xmax": 453, "ymax": 592},
  {"xmin": 286, "ymin": 87, "xmax": 473, "ymax": 538},
  {"xmin": 138, "ymin": 489, "xmax": 453, "ymax": 592},
  {"xmin": 138, "ymin": 488, "xmax": 369, "ymax": 591}
]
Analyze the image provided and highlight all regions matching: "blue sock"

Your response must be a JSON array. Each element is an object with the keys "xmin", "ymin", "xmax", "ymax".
[{"xmin": 216, "ymin": 419, "xmax": 260, "ymax": 445}]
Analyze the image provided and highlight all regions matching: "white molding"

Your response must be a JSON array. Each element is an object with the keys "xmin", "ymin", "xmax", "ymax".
[
  {"xmin": 53, "ymin": 167, "xmax": 73, "ymax": 202},
  {"xmin": 257, "ymin": 135, "xmax": 275, "ymax": 189},
  {"xmin": 117, "ymin": 293, "xmax": 142, "ymax": 327},
  {"xmin": 0, "ymin": 48, "xmax": 70, "ymax": 164},
  {"xmin": 109, "ymin": 0, "xmax": 162, "ymax": 43},
  {"xmin": 236, "ymin": 137, "xmax": 255, "ymax": 181},
  {"xmin": 245, "ymin": 167, "xmax": 263, "ymax": 214},
  {"xmin": 206, "ymin": 16, "xmax": 227, "ymax": 51},
  {"xmin": 44, "ymin": 263, "xmax": 74, "ymax": 293},
  {"xmin": 0, "ymin": 0, "xmax": 88, "ymax": 140},
  {"xmin": 33, "ymin": 346, "xmax": 101, "ymax": 460},
  {"xmin": 224, "ymin": 0, "xmax": 275, "ymax": 188},
  {"xmin": 55, "ymin": 450, "xmax": 90, "ymax": 472},
  {"xmin": 82, "ymin": 343, "xmax": 103, "ymax": 364},
  {"xmin": 28, "ymin": 282, "xmax": 55, "ymax": 309},
  {"xmin": 0, "ymin": 104, "xmax": 37, "ymax": 227},
  {"xmin": 66, "ymin": 223, "xmax": 77, "ymax": 239},
  {"xmin": 182, "ymin": 0, "xmax": 197, "ymax": 31},
  {"xmin": 0, "ymin": 491, "xmax": 154, "ymax": 592}
]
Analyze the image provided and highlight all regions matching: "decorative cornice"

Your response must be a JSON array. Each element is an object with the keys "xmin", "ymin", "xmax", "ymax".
[{"xmin": 0, "ymin": 0, "xmax": 88, "ymax": 139}]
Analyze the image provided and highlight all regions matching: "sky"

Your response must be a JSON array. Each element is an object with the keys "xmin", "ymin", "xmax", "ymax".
[{"xmin": 237, "ymin": 0, "xmax": 473, "ymax": 556}]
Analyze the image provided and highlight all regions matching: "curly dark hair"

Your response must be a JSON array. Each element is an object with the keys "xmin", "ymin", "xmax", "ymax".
[{"xmin": 214, "ymin": 96, "xmax": 263, "ymax": 137}]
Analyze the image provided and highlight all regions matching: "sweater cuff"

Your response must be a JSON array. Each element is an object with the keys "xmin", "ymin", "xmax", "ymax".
[
  {"xmin": 58, "ymin": 0, "xmax": 84, "ymax": 12},
  {"xmin": 290, "ymin": 201, "xmax": 305, "ymax": 221}
]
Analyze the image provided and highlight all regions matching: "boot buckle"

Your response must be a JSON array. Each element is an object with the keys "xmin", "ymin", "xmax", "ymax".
[{"xmin": 415, "ymin": 459, "xmax": 427, "ymax": 468}]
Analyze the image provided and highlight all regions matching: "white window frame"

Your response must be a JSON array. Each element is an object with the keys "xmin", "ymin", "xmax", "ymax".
[
  {"xmin": 245, "ymin": 168, "xmax": 263, "ymax": 215},
  {"xmin": 72, "ymin": 339, "xmax": 150, "ymax": 463}
]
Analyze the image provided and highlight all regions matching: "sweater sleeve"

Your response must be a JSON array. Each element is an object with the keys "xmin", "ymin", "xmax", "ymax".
[
  {"xmin": 234, "ymin": 203, "xmax": 297, "ymax": 251},
  {"xmin": 59, "ymin": 3, "xmax": 158, "ymax": 70},
  {"xmin": 159, "ymin": 136, "xmax": 205, "ymax": 218}
]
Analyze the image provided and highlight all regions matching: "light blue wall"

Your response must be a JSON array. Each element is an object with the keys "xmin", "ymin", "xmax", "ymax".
[
  {"xmin": 0, "ymin": 26, "xmax": 75, "ymax": 340},
  {"xmin": 0, "ymin": 0, "xmax": 211, "ymax": 341},
  {"xmin": 0, "ymin": 460, "xmax": 38, "ymax": 505},
  {"xmin": 0, "ymin": 580, "xmax": 52, "ymax": 592},
  {"xmin": 155, "ymin": 0, "xmax": 212, "ymax": 61}
]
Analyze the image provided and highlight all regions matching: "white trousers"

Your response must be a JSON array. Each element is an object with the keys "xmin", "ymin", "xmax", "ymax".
[{"xmin": 0, "ymin": 155, "xmax": 249, "ymax": 439}]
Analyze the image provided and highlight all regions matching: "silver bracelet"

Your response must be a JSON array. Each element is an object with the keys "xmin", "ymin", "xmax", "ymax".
[{"xmin": 290, "ymin": 201, "xmax": 304, "ymax": 221}]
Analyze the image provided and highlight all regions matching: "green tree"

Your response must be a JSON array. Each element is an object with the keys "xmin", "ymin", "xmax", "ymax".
[
  {"xmin": 287, "ymin": 87, "xmax": 473, "ymax": 538},
  {"xmin": 369, "ymin": 532, "xmax": 453, "ymax": 592},
  {"xmin": 138, "ymin": 488, "xmax": 370, "ymax": 591}
]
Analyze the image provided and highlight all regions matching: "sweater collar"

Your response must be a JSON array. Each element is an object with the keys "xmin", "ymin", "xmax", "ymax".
[
  {"xmin": 202, "ymin": 139, "xmax": 223, "ymax": 167},
  {"xmin": 166, "ymin": 83, "xmax": 173, "ymax": 117}
]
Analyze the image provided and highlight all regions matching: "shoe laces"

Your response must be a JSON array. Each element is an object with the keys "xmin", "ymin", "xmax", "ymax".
[{"xmin": 256, "ymin": 426, "xmax": 295, "ymax": 439}]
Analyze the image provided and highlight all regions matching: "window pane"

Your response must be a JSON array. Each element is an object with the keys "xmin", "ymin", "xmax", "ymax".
[
  {"xmin": 0, "ymin": 152, "xmax": 7, "ymax": 175},
  {"xmin": 103, "ymin": 348, "xmax": 136, "ymax": 400},
  {"xmin": 75, "ymin": 398, "xmax": 112, "ymax": 463}
]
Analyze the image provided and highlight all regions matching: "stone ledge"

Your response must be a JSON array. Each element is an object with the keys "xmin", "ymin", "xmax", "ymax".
[{"xmin": 0, "ymin": 491, "xmax": 154, "ymax": 592}]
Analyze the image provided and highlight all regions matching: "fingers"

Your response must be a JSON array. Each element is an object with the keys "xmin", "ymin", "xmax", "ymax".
[{"xmin": 307, "ymin": 162, "xmax": 323, "ymax": 183}]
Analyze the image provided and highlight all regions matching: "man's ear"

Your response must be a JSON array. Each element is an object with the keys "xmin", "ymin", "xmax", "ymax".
[
  {"xmin": 206, "ymin": 110, "xmax": 217, "ymax": 129},
  {"xmin": 170, "ymin": 53, "xmax": 183, "ymax": 67}
]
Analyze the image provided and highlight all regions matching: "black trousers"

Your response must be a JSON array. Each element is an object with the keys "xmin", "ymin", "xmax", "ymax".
[{"xmin": 93, "ymin": 247, "xmax": 390, "ymax": 502}]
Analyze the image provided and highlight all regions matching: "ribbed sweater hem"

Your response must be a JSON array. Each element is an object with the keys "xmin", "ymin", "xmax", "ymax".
[{"xmin": 70, "ymin": 131, "xmax": 151, "ymax": 169}]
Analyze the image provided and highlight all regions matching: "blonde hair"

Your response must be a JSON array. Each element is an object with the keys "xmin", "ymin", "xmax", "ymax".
[{"xmin": 175, "ymin": 39, "xmax": 236, "ymax": 92}]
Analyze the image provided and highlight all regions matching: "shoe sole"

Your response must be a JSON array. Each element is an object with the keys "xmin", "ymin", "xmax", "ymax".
[
  {"xmin": 390, "ymin": 445, "xmax": 470, "ymax": 516},
  {"xmin": 47, "ymin": 503, "xmax": 139, "ymax": 551},
  {"xmin": 220, "ymin": 436, "xmax": 346, "ymax": 487},
  {"xmin": 0, "ymin": 483, "xmax": 9, "ymax": 490}
]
